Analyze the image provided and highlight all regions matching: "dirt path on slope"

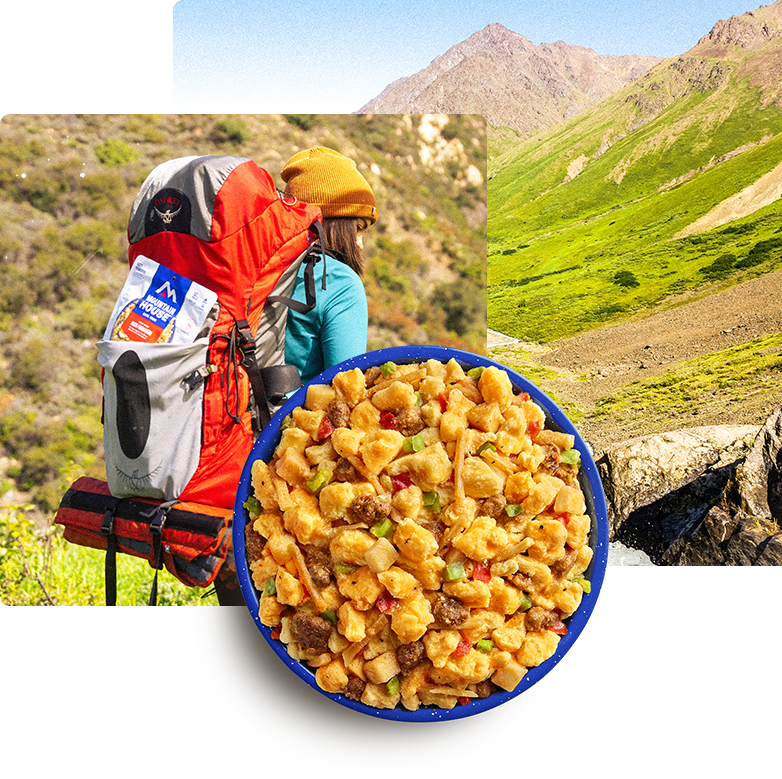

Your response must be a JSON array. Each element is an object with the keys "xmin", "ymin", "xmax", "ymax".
[{"xmin": 490, "ymin": 270, "xmax": 782, "ymax": 454}]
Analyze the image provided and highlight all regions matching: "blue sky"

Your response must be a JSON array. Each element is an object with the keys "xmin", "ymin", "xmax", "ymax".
[{"xmin": 174, "ymin": 0, "xmax": 758, "ymax": 112}]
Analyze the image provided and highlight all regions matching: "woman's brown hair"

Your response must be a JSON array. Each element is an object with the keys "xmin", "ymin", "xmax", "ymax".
[{"xmin": 322, "ymin": 217, "xmax": 365, "ymax": 277}]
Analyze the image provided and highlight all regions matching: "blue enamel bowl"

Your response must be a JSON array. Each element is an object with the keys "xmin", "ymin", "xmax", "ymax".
[{"xmin": 233, "ymin": 345, "xmax": 608, "ymax": 722}]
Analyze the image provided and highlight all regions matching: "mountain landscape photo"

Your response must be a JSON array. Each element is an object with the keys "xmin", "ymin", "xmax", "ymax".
[{"xmin": 361, "ymin": 1, "xmax": 782, "ymax": 564}]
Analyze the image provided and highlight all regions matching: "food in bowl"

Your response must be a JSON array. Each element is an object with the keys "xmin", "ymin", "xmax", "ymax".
[{"xmin": 243, "ymin": 357, "xmax": 593, "ymax": 712}]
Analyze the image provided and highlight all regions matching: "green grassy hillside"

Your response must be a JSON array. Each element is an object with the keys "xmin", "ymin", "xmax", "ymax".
[{"xmin": 488, "ymin": 36, "xmax": 782, "ymax": 341}]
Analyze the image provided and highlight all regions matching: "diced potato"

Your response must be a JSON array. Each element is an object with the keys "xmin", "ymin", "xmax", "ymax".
[
  {"xmin": 364, "ymin": 651, "xmax": 401, "ymax": 684},
  {"xmin": 252, "ymin": 511, "xmax": 284, "ymax": 540},
  {"xmin": 491, "ymin": 659, "xmax": 527, "ymax": 692},
  {"xmin": 331, "ymin": 427, "xmax": 366, "ymax": 458},
  {"xmin": 360, "ymin": 682, "xmax": 401, "ymax": 710},
  {"xmin": 265, "ymin": 532, "xmax": 296, "ymax": 566},
  {"xmin": 443, "ymin": 359, "xmax": 466, "ymax": 384},
  {"xmin": 251, "ymin": 459, "xmax": 278, "ymax": 511},
  {"xmin": 337, "ymin": 601, "xmax": 366, "ymax": 642},
  {"xmin": 274, "ymin": 446, "xmax": 311, "ymax": 487},
  {"xmin": 535, "ymin": 429, "xmax": 575, "ymax": 451},
  {"xmin": 420, "ymin": 399, "xmax": 443, "ymax": 428},
  {"xmin": 419, "ymin": 376, "xmax": 446, "ymax": 402},
  {"xmin": 274, "ymin": 427, "xmax": 311, "ymax": 459},
  {"xmin": 303, "ymin": 440, "xmax": 337, "ymax": 467},
  {"xmin": 364, "ymin": 537, "xmax": 399, "ymax": 573},
  {"xmin": 291, "ymin": 407, "xmax": 326, "ymax": 439},
  {"xmin": 466, "ymin": 402, "xmax": 504, "ymax": 433},
  {"xmin": 305, "ymin": 383, "xmax": 337, "ymax": 411}
]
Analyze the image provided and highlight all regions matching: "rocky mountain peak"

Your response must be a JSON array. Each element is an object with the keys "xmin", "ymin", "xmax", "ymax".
[
  {"xmin": 696, "ymin": 1, "xmax": 782, "ymax": 53},
  {"xmin": 359, "ymin": 23, "xmax": 661, "ymax": 135}
]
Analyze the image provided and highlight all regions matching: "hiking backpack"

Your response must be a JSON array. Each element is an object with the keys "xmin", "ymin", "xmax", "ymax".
[{"xmin": 55, "ymin": 155, "xmax": 325, "ymax": 603}]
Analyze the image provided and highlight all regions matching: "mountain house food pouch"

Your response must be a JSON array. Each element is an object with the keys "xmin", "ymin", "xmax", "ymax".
[{"xmin": 104, "ymin": 255, "xmax": 219, "ymax": 345}]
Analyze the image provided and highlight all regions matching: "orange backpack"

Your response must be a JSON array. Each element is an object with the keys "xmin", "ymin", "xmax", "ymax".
[{"xmin": 56, "ymin": 155, "xmax": 324, "ymax": 603}]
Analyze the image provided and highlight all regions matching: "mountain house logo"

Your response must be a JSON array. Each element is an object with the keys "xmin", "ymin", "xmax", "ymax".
[
  {"xmin": 144, "ymin": 187, "xmax": 192, "ymax": 236},
  {"xmin": 155, "ymin": 281, "xmax": 178, "ymax": 303}
]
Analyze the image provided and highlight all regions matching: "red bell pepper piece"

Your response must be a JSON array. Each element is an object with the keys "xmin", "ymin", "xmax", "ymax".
[
  {"xmin": 451, "ymin": 637, "xmax": 472, "ymax": 658},
  {"xmin": 547, "ymin": 621, "xmax": 568, "ymax": 635},
  {"xmin": 376, "ymin": 590, "xmax": 400, "ymax": 613},
  {"xmin": 527, "ymin": 420, "xmax": 542, "ymax": 438},
  {"xmin": 472, "ymin": 563, "xmax": 491, "ymax": 583},
  {"xmin": 391, "ymin": 472, "xmax": 412, "ymax": 492},
  {"xmin": 380, "ymin": 411, "xmax": 397, "ymax": 429},
  {"xmin": 316, "ymin": 416, "xmax": 335, "ymax": 441}
]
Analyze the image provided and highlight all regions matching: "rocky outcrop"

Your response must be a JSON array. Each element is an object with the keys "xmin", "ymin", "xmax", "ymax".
[
  {"xmin": 664, "ymin": 407, "xmax": 782, "ymax": 565},
  {"xmin": 598, "ymin": 408, "xmax": 782, "ymax": 565},
  {"xmin": 697, "ymin": 11, "xmax": 781, "ymax": 52}
]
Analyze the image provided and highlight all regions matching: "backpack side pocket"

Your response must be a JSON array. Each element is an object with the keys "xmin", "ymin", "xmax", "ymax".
[{"xmin": 97, "ymin": 338, "xmax": 210, "ymax": 501}]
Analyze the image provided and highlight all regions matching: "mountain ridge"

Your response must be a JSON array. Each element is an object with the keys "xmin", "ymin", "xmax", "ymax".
[{"xmin": 359, "ymin": 23, "xmax": 662, "ymax": 135}]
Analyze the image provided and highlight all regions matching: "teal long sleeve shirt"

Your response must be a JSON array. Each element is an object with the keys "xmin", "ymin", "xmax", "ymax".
[{"xmin": 284, "ymin": 253, "xmax": 368, "ymax": 385}]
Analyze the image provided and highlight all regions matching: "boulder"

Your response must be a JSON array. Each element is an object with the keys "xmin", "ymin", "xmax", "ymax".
[
  {"xmin": 597, "ymin": 424, "xmax": 759, "ymax": 561},
  {"xmin": 664, "ymin": 408, "xmax": 782, "ymax": 565}
]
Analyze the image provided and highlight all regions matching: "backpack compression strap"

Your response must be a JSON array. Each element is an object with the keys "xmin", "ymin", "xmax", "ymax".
[{"xmin": 236, "ymin": 221, "xmax": 329, "ymax": 432}]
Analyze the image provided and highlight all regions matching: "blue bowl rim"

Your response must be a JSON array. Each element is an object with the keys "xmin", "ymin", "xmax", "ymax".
[{"xmin": 233, "ymin": 345, "xmax": 609, "ymax": 722}]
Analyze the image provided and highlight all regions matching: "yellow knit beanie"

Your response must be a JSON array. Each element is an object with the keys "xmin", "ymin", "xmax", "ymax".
[{"xmin": 281, "ymin": 147, "xmax": 378, "ymax": 225}]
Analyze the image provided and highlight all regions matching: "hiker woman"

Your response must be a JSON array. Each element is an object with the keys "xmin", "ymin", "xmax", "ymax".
[{"xmin": 280, "ymin": 146, "xmax": 378, "ymax": 383}]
